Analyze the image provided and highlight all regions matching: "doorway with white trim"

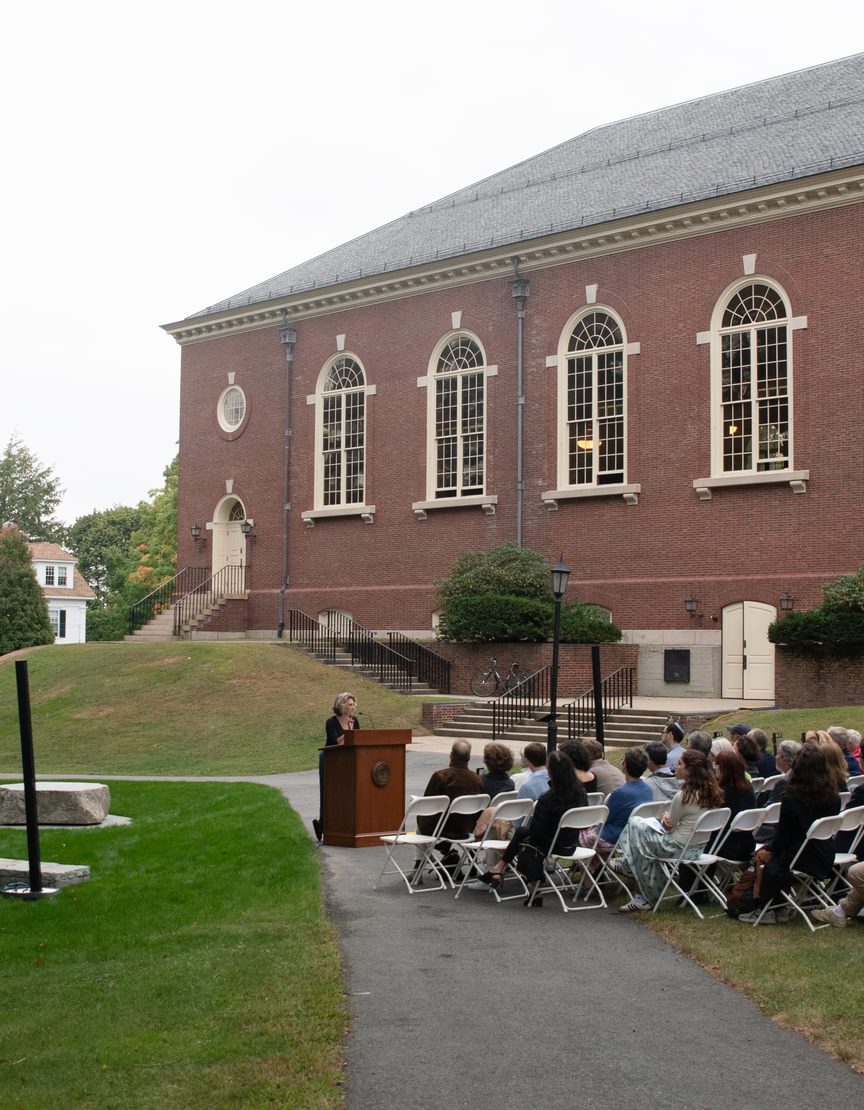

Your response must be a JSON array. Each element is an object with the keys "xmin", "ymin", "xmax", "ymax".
[{"xmin": 721, "ymin": 601, "xmax": 776, "ymax": 700}]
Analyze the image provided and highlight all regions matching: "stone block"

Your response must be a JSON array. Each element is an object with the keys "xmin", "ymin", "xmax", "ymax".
[
  {"xmin": 0, "ymin": 859, "xmax": 90, "ymax": 887},
  {"xmin": 0, "ymin": 782, "xmax": 111, "ymax": 826}
]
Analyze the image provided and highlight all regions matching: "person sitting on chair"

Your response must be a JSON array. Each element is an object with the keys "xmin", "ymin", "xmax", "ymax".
[
  {"xmin": 579, "ymin": 747, "xmax": 653, "ymax": 863},
  {"xmin": 581, "ymin": 738, "xmax": 625, "ymax": 797},
  {"xmin": 812, "ymin": 860, "xmax": 864, "ymax": 927},
  {"xmin": 516, "ymin": 742, "xmax": 550, "ymax": 802},
  {"xmin": 480, "ymin": 742, "xmax": 515, "ymax": 800},
  {"xmin": 416, "ymin": 741, "xmax": 483, "ymax": 864},
  {"xmin": 644, "ymin": 742, "xmax": 679, "ymax": 802},
  {"xmin": 661, "ymin": 721, "xmax": 686, "ymax": 772},
  {"xmin": 478, "ymin": 749, "xmax": 586, "ymax": 907}
]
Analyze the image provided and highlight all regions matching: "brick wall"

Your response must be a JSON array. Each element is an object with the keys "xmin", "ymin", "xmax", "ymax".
[
  {"xmin": 176, "ymin": 202, "xmax": 864, "ymax": 641},
  {"xmin": 775, "ymin": 651, "xmax": 864, "ymax": 708}
]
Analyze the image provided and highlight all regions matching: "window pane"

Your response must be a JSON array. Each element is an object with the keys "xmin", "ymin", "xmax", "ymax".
[
  {"xmin": 434, "ymin": 337, "xmax": 486, "ymax": 498},
  {"xmin": 565, "ymin": 316, "xmax": 625, "ymax": 487}
]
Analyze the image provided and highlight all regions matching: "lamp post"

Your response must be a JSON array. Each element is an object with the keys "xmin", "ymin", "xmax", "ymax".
[{"xmin": 547, "ymin": 555, "xmax": 571, "ymax": 754}]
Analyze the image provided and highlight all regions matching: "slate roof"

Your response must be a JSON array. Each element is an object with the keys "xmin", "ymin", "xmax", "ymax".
[{"xmin": 195, "ymin": 53, "xmax": 864, "ymax": 317}]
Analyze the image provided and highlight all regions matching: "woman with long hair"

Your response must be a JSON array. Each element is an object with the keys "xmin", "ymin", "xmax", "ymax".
[
  {"xmin": 739, "ymin": 744, "xmax": 841, "ymax": 924},
  {"xmin": 804, "ymin": 730, "xmax": 848, "ymax": 792},
  {"xmin": 616, "ymin": 749, "xmax": 724, "ymax": 912},
  {"xmin": 713, "ymin": 749, "xmax": 757, "ymax": 860},
  {"xmin": 479, "ymin": 749, "xmax": 586, "ymax": 907}
]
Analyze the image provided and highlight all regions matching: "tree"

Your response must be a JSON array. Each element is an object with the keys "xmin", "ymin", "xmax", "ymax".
[
  {"xmin": 770, "ymin": 562, "xmax": 864, "ymax": 657},
  {"xmin": 0, "ymin": 524, "xmax": 53, "ymax": 654},
  {"xmin": 67, "ymin": 505, "xmax": 147, "ymax": 602},
  {"xmin": 127, "ymin": 455, "xmax": 178, "ymax": 591},
  {"xmin": 0, "ymin": 437, "xmax": 65, "ymax": 543},
  {"xmin": 435, "ymin": 542, "xmax": 622, "ymax": 643}
]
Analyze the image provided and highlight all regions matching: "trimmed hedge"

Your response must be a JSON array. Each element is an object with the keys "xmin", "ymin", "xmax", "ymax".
[
  {"xmin": 437, "ymin": 593, "xmax": 623, "ymax": 644},
  {"xmin": 769, "ymin": 607, "xmax": 864, "ymax": 657}
]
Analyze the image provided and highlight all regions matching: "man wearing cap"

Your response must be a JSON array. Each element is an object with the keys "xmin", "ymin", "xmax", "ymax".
[
  {"xmin": 728, "ymin": 723, "xmax": 750, "ymax": 742},
  {"xmin": 661, "ymin": 721, "xmax": 686, "ymax": 772}
]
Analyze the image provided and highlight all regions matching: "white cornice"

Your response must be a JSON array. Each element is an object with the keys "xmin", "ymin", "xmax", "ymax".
[{"xmin": 162, "ymin": 167, "xmax": 864, "ymax": 345}]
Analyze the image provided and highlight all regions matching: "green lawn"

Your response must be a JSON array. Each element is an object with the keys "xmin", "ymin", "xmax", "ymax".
[
  {"xmin": 0, "ymin": 643, "xmax": 427, "ymax": 775},
  {"xmin": 0, "ymin": 781, "xmax": 345, "ymax": 1107},
  {"xmin": 701, "ymin": 705, "xmax": 864, "ymax": 742}
]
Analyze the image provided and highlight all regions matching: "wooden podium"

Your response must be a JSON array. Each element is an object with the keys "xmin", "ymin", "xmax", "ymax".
[{"xmin": 322, "ymin": 728, "xmax": 409, "ymax": 847}]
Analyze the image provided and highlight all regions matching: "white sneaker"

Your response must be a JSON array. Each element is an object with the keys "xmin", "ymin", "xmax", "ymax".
[
  {"xmin": 619, "ymin": 895, "xmax": 649, "ymax": 913},
  {"xmin": 811, "ymin": 907, "xmax": 848, "ymax": 928},
  {"xmin": 739, "ymin": 909, "xmax": 776, "ymax": 924}
]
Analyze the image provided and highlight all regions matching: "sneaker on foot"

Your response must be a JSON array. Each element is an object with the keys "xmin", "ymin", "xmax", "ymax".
[
  {"xmin": 739, "ymin": 909, "xmax": 776, "ymax": 924},
  {"xmin": 609, "ymin": 857, "xmax": 633, "ymax": 877},
  {"xmin": 619, "ymin": 895, "xmax": 649, "ymax": 913},
  {"xmin": 812, "ymin": 907, "xmax": 848, "ymax": 928}
]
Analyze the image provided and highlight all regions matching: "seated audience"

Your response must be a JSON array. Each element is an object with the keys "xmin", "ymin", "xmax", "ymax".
[
  {"xmin": 515, "ymin": 742, "xmax": 550, "ymax": 801},
  {"xmin": 733, "ymin": 733, "xmax": 761, "ymax": 778},
  {"xmin": 479, "ymin": 749, "xmax": 586, "ymax": 906},
  {"xmin": 558, "ymin": 740, "xmax": 599, "ymax": 793},
  {"xmin": 686, "ymin": 731, "xmax": 713, "ymax": 759},
  {"xmin": 615, "ymin": 749, "xmax": 724, "ymax": 912},
  {"xmin": 480, "ymin": 742, "xmax": 515, "ymax": 799},
  {"xmin": 417, "ymin": 740, "xmax": 483, "ymax": 843},
  {"xmin": 805, "ymin": 730, "xmax": 849, "ymax": 792},
  {"xmin": 739, "ymin": 745, "xmax": 841, "ymax": 924},
  {"xmin": 847, "ymin": 729, "xmax": 862, "ymax": 765},
  {"xmin": 710, "ymin": 737, "xmax": 735, "ymax": 759},
  {"xmin": 644, "ymin": 742, "xmax": 679, "ymax": 802},
  {"xmin": 662, "ymin": 721, "xmax": 686, "ymax": 771},
  {"xmin": 827, "ymin": 725, "xmax": 862, "ymax": 776},
  {"xmin": 580, "ymin": 747, "xmax": 653, "ymax": 861},
  {"xmin": 749, "ymin": 728, "xmax": 777, "ymax": 777},
  {"xmin": 713, "ymin": 749, "xmax": 757, "ymax": 860},
  {"xmin": 812, "ymin": 860, "xmax": 864, "ymax": 927},
  {"xmin": 580, "ymin": 738, "xmax": 624, "ymax": 797}
]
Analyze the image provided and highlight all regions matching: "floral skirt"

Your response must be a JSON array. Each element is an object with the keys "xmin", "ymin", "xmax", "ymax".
[{"xmin": 617, "ymin": 816, "xmax": 701, "ymax": 903}]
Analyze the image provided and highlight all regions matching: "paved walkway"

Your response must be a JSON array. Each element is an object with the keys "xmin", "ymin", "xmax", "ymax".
[{"xmin": 7, "ymin": 760, "xmax": 862, "ymax": 1107}]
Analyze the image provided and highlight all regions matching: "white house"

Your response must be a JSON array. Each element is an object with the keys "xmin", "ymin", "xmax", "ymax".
[{"xmin": 28, "ymin": 542, "xmax": 95, "ymax": 644}]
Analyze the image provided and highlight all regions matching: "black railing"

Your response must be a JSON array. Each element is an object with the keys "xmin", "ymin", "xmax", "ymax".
[
  {"xmin": 566, "ymin": 665, "xmax": 635, "ymax": 743},
  {"xmin": 491, "ymin": 666, "xmax": 550, "ymax": 741},
  {"xmin": 284, "ymin": 608, "xmax": 420, "ymax": 694},
  {"xmin": 285, "ymin": 609, "xmax": 337, "ymax": 663},
  {"xmin": 127, "ymin": 566, "xmax": 212, "ymax": 635},
  {"xmin": 387, "ymin": 632, "xmax": 451, "ymax": 694},
  {"xmin": 173, "ymin": 564, "xmax": 247, "ymax": 637}
]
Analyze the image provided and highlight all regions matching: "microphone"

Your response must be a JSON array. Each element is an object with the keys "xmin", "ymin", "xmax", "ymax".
[{"xmin": 357, "ymin": 710, "xmax": 375, "ymax": 728}]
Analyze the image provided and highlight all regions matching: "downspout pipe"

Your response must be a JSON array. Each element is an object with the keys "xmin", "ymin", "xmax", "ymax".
[
  {"xmin": 511, "ymin": 261, "xmax": 530, "ymax": 548},
  {"xmin": 277, "ymin": 322, "xmax": 297, "ymax": 636}
]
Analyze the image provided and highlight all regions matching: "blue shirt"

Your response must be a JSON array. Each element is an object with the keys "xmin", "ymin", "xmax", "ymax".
[
  {"xmin": 666, "ymin": 743, "xmax": 684, "ymax": 772},
  {"xmin": 600, "ymin": 778, "xmax": 655, "ymax": 843},
  {"xmin": 517, "ymin": 769, "xmax": 549, "ymax": 802}
]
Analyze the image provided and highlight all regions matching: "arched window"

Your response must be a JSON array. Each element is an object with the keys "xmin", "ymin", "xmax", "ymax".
[
  {"xmin": 431, "ymin": 335, "xmax": 487, "ymax": 498},
  {"xmin": 561, "ymin": 310, "xmax": 626, "ymax": 487},
  {"xmin": 714, "ymin": 282, "xmax": 791, "ymax": 474},
  {"xmin": 318, "ymin": 356, "xmax": 366, "ymax": 507}
]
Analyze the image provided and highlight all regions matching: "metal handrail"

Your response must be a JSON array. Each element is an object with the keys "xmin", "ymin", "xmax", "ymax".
[
  {"xmin": 127, "ymin": 566, "xmax": 212, "ymax": 634},
  {"xmin": 387, "ymin": 632, "xmax": 451, "ymax": 694},
  {"xmin": 173, "ymin": 564, "xmax": 247, "ymax": 637},
  {"xmin": 284, "ymin": 608, "xmax": 419, "ymax": 693},
  {"xmin": 566, "ymin": 665, "xmax": 635, "ymax": 743},
  {"xmin": 491, "ymin": 666, "xmax": 550, "ymax": 741}
]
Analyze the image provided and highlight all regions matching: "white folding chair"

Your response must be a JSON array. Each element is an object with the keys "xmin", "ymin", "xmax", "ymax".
[
  {"xmin": 649, "ymin": 807, "xmax": 731, "ymax": 918},
  {"xmin": 746, "ymin": 814, "xmax": 844, "ymax": 929},
  {"xmin": 453, "ymin": 798, "xmax": 534, "ymax": 899},
  {"xmin": 536, "ymin": 804, "xmax": 610, "ymax": 912},
  {"xmin": 839, "ymin": 791, "xmax": 851, "ymax": 808},
  {"xmin": 846, "ymin": 775, "xmax": 864, "ymax": 791},
  {"xmin": 748, "ymin": 776, "xmax": 764, "ymax": 797},
  {"xmin": 435, "ymin": 793, "xmax": 490, "ymax": 886},
  {"xmin": 711, "ymin": 808, "xmax": 766, "ymax": 891},
  {"xmin": 594, "ymin": 799, "xmax": 668, "ymax": 896},
  {"xmin": 489, "ymin": 790, "xmax": 518, "ymax": 806},
  {"xmin": 758, "ymin": 774, "xmax": 784, "ymax": 802},
  {"xmin": 374, "ymin": 795, "xmax": 450, "ymax": 893},
  {"xmin": 586, "ymin": 792, "xmax": 605, "ymax": 806},
  {"xmin": 828, "ymin": 805, "xmax": 864, "ymax": 897}
]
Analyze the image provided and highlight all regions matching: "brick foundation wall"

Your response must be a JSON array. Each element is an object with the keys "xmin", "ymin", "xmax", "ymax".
[
  {"xmin": 427, "ymin": 642, "xmax": 638, "ymax": 697},
  {"xmin": 775, "ymin": 652, "xmax": 864, "ymax": 708}
]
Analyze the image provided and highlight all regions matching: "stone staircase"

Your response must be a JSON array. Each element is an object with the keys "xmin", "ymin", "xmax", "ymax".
[
  {"xmin": 433, "ymin": 704, "xmax": 670, "ymax": 748},
  {"xmin": 124, "ymin": 596, "xmax": 227, "ymax": 641},
  {"xmin": 298, "ymin": 644, "xmax": 439, "ymax": 695}
]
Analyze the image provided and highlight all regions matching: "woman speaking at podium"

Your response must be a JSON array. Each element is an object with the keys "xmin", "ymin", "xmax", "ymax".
[{"xmin": 313, "ymin": 692, "xmax": 360, "ymax": 841}]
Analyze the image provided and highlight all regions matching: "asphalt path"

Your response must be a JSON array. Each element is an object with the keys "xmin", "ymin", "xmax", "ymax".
[
  {"xmin": 9, "ymin": 761, "xmax": 863, "ymax": 1108},
  {"xmin": 270, "ymin": 754, "xmax": 864, "ymax": 1110}
]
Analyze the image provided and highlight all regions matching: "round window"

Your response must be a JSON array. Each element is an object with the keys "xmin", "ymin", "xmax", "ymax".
[{"xmin": 218, "ymin": 385, "xmax": 246, "ymax": 432}]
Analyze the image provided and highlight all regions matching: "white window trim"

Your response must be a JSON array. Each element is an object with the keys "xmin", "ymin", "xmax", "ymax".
[
  {"xmin": 705, "ymin": 277, "xmax": 800, "ymax": 480},
  {"xmin": 411, "ymin": 494, "xmax": 498, "ymax": 519},
  {"xmin": 217, "ymin": 384, "xmax": 247, "ymax": 433},
  {"xmin": 422, "ymin": 331, "xmax": 496, "ymax": 502},
  {"xmin": 301, "ymin": 505, "xmax": 376, "ymax": 527},
  {"xmin": 307, "ymin": 354, "xmax": 374, "ymax": 512},
  {"xmin": 555, "ymin": 307, "xmax": 635, "ymax": 492}
]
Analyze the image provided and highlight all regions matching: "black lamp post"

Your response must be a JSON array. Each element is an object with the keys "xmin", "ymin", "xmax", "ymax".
[{"xmin": 547, "ymin": 555, "xmax": 571, "ymax": 754}]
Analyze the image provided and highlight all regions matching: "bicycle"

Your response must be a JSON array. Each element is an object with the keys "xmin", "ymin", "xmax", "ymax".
[{"xmin": 469, "ymin": 658, "xmax": 531, "ymax": 698}]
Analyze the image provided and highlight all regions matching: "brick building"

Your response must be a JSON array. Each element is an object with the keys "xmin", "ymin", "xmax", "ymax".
[{"xmin": 163, "ymin": 54, "xmax": 864, "ymax": 701}]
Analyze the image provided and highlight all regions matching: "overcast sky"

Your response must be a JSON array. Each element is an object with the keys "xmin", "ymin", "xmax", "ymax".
[{"xmin": 2, "ymin": 1, "xmax": 859, "ymax": 525}]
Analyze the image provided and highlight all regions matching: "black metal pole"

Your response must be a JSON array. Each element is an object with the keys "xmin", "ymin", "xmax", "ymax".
[
  {"xmin": 547, "ymin": 595, "xmax": 562, "ymax": 754},
  {"xmin": 591, "ymin": 644, "xmax": 604, "ymax": 749},
  {"xmin": 15, "ymin": 660, "xmax": 42, "ymax": 894}
]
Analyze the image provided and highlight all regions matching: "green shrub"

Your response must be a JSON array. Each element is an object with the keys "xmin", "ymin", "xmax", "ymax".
[
  {"xmin": 559, "ymin": 602, "xmax": 622, "ymax": 643},
  {"xmin": 769, "ymin": 608, "xmax": 864, "ymax": 657},
  {"xmin": 437, "ymin": 593, "xmax": 551, "ymax": 642}
]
